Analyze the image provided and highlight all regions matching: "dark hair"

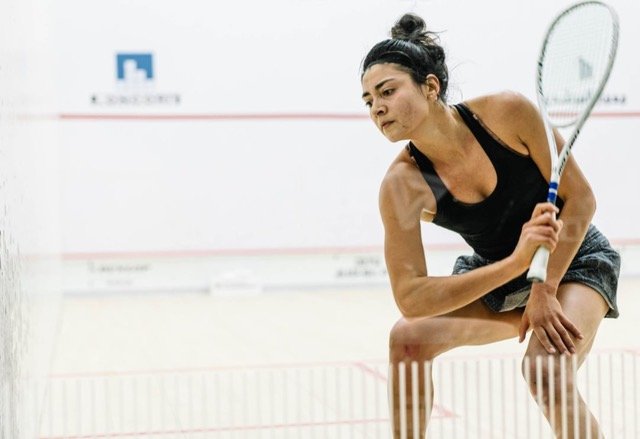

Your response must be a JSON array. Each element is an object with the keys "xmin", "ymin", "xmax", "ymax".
[{"xmin": 361, "ymin": 13, "xmax": 449, "ymax": 102}]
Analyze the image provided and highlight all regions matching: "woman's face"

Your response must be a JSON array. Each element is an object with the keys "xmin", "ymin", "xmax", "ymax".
[{"xmin": 361, "ymin": 63, "xmax": 430, "ymax": 142}]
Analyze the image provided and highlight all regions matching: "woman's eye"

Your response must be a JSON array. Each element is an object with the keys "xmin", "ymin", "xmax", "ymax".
[
  {"xmin": 364, "ymin": 101, "xmax": 372, "ymax": 108},
  {"xmin": 382, "ymin": 89, "xmax": 393, "ymax": 96}
]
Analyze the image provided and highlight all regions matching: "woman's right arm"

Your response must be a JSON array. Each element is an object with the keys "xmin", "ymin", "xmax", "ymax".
[{"xmin": 380, "ymin": 165, "xmax": 562, "ymax": 318}]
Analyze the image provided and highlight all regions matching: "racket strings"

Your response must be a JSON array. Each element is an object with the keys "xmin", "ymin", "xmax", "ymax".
[{"xmin": 540, "ymin": 3, "xmax": 617, "ymax": 126}]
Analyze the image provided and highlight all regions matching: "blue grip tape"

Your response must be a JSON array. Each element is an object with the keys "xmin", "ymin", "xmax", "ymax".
[{"xmin": 547, "ymin": 181, "xmax": 558, "ymax": 204}]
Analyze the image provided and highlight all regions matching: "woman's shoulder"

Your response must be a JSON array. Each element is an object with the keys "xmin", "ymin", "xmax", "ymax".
[
  {"xmin": 461, "ymin": 91, "xmax": 537, "ymax": 120},
  {"xmin": 381, "ymin": 146, "xmax": 420, "ymax": 187},
  {"xmin": 379, "ymin": 147, "xmax": 431, "ymax": 207},
  {"xmin": 379, "ymin": 158, "xmax": 436, "ymax": 226},
  {"xmin": 458, "ymin": 91, "xmax": 541, "ymax": 153}
]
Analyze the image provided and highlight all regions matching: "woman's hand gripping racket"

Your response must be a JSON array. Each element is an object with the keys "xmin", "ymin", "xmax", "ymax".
[{"xmin": 527, "ymin": 1, "xmax": 619, "ymax": 283}]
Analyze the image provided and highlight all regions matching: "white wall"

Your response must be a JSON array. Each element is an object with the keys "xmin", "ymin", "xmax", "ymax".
[
  {"xmin": 58, "ymin": 0, "xmax": 640, "ymax": 255},
  {"xmin": 0, "ymin": 0, "xmax": 61, "ymax": 435}
]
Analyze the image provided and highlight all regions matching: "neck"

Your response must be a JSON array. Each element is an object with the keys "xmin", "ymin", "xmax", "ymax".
[{"xmin": 410, "ymin": 102, "xmax": 470, "ymax": 166}]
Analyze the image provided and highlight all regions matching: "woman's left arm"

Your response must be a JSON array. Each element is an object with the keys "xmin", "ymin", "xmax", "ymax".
[{"xmin": 510, "ymin": 93, "xmax": 596, "ymax": 354}]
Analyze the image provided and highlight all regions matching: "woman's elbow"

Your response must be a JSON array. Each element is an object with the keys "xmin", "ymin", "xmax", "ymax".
[
  {"xmin": 587, "ymin": 189, "xmax": 597, "ymax": 215},
  {"xmin": 562, "ymin": 187, "xmax": 596, "ymax": 236},
  {"xmin": 393, "ymin": 279, "xmax": 416, "ymax": 317},
  {"xmin": 578, "ymin": 187, "xmax": 597, "ymax": 220},
  {"xmin": 397, "ymin": 296, "xmax": 421, "ymax": 318},
  {"xmin": 393, "ymin": 284, "xmax": 435, "ymax": 318},
  {"xmin": 564, "ymin": 184, "xmax": 596, "ymax": 215}
]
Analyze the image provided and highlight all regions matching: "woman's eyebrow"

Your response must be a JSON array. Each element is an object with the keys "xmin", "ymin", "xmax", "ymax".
[{"xmin": 362, "ymin": 78, "xmax": 395, "ymax": 99}]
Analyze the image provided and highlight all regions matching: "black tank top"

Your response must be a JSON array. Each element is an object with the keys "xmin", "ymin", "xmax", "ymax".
[{"xmin": 408, "ymin": 103, "xmax": 563, "ymax": 261}]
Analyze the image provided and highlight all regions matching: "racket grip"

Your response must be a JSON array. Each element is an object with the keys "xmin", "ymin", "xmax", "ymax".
[{"xmin": 526, "ymin": 246, "xmax": 550, "ymax": 283}]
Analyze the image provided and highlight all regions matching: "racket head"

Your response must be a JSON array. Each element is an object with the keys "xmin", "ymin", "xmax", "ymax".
[{"xmin": 537, "ymin": 1, "xmax": 619, "ymax": 128}]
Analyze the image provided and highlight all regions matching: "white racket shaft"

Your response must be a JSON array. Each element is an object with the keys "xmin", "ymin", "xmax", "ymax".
[{"xmin": 527, "ymin": 98, "xmax": 562, "ymax": 283}]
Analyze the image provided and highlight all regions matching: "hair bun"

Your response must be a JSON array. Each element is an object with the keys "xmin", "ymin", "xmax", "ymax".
[
  {"xmin": 391, "ymin": 13, "xmax": 438, "ymax": 47},
  {"xmin": 362, "ymin": 12, "xmax": 449, "ymax": 102}
]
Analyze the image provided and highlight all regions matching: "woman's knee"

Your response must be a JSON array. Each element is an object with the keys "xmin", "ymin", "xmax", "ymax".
[
  {"xmin": 521, "ymin": 354, "xmax": 578, "ymax": 398},
  {"xmin": 388, "ymin": 317, "xmax": 447, "ymax": 363}
]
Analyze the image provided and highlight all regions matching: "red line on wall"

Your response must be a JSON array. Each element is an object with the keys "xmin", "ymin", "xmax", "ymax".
[
  {"xmin": 49, "ymin": 360, "xmax": 382, "ymax": 379},
  {"xmin": 58, "ymin": 113, "xmax": 370, "ymax": 121},
  {"xmin": 49, "ymin": 348, "xmax": 639, "ymax": 380},
  {"xmin": 352, "ymin": 361, "xmax": 388, "ymax": 382},
  {"xmin": 38, "ymin": 418, "xmax": 390, "ymax": 439},
  {"xmin": 60, "ymin": 245, "xmax": 386, "ymax": 260},
  {"xmin": 56, "ymin": 111, "xmax": 640, "ymax": 121},
  {"xmin": 59, "ymin": 237, "xmax": 640, "ymax": 261}
]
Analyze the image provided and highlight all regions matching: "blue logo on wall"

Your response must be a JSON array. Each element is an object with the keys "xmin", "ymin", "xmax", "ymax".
[
  {"xmin": 116, "ymin": 53, "xmax": 154, "ymax": 82},
  {"xmin": 90, "ymin": 51, "xmax": 180, "ymax": 106}
]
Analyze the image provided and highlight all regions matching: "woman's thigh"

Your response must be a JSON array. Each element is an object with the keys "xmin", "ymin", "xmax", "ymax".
[
  {"xmin": 390, "ymin": 298, "xmax": 523, "ymax": 360},
  {"xmin": 524, "ymin": 282, "xmax": 608, "ymax": 362}
]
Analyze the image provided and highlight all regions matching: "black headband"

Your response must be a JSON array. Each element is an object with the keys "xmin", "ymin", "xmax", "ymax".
[{"xmin": 366, "ymin": 49, "xmax": 417, "ymax": 72}]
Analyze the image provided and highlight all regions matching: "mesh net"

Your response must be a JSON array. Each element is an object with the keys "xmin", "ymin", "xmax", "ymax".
[{"xmin": 539, "ymin": 2, "xmax": 617, "ymax": 127}]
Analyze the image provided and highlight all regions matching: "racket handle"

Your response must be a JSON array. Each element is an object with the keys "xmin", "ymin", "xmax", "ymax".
[
  {"xmin": 526, "ymin": 246, "xmax": 550, "ymax": 283},
  {"xmin": 526, "ymin": 180, "xmax": 558, "ymax": 283}
]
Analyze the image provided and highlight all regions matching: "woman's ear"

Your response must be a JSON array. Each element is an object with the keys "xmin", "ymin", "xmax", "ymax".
[{"xmin": 423, "ymin": 74, "xmax": 441, "ymax": 100}]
